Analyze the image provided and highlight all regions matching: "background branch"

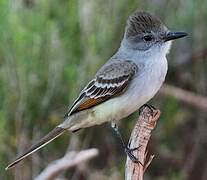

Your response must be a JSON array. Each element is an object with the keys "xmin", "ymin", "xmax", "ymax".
[
  {"xmin": 160, "ymin": 84, "xmax": 207, "ymax": 111},
  {"xmin": 35, "ymin": 148, "xmax": 99, "ymax": 180},
  {"xmin": 125, "ymin": 107, "xmax": 161, "ymax": 180}
]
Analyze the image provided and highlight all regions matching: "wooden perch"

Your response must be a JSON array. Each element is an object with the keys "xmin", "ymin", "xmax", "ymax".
[
  {"xmin": 125, "ymin": 107, "xmax": 160, "ymax": 180},
  {"xmin": 35, "ymin": 148, "xmax": 99, "ymax": 180}
]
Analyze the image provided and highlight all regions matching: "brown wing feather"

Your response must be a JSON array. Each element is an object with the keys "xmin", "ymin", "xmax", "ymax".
[
  {"xmin": 76, "ymin": 97, "xmax": 106, "ymax": 111},
  {"xmin": 65, "ymin": 60, "xmax": 138, "ymax": 116}
]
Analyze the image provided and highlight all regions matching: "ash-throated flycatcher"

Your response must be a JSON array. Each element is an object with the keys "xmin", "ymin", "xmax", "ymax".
[{"xmin": 6, "ymin": 11, "xmax": 187, "ymax": 169}]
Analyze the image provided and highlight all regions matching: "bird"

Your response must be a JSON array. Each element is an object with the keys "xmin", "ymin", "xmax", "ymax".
[{"xmin": 6, "ymin": 11, "xmax": 187, "ymax": 170}]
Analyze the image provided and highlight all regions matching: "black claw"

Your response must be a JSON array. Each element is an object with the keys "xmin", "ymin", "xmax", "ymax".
[
  {"xmin": 139, "ymin": 104, "xmax": 157, "ymax": 115},
  {"xmin": 125, "ymin": 148, "xmax": 137, "ymax": 161},
  {"xmin": 125, "ymin": 146, "xmax": 143, "ymax": 165},
  {"xmin": 127, "ymin": 145, "xmax": 141, "ymax": 152},
  {"xmin": 139, "ymin": 106, "xmax": 144, "ymax": 115}
]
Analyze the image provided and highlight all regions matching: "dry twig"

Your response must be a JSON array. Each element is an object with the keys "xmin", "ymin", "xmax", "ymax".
[
  {"xmin": 35, "ymin": 148, "xmax": 99, "ymax": 180},
  {"xmin": 125, "ymin": 107, "xmax": 160, "ymax": 180}
]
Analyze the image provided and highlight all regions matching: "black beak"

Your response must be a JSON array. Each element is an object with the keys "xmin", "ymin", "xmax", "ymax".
[{"xmin": 164, "ymin": 31, "xmax": 188, "ymax": 42}]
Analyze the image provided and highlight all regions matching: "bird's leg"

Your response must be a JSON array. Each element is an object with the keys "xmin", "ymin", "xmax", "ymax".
[
  {"xmin": 111, "ymin": 122, "xmax": 142, "ymax": 165},
  {"xmin": 139, "ymin": 104, "xmax": 157, "ymax": 115},
  {"xmin": 111, "ymin": 122, "xmax": 127, "ymax": 149}
]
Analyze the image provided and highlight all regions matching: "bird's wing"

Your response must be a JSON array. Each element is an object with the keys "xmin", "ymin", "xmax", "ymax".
[{"xmin": 65, "ymin": 60, "xmax": 138, "ymax": 117}]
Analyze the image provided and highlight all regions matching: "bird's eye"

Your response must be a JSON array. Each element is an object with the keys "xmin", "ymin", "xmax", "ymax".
[{"xmin": 143, "ymin": 35, "xmax": 153, "ymax": 42}]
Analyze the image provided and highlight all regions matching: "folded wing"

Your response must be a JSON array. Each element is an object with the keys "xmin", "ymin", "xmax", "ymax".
[{"xmin": 65, "ymin": 60, "xmax": 138, "ymax": 116}]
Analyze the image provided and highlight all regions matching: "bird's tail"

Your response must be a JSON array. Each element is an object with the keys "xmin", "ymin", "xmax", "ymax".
[{"xmin": 5, "ymin": 126, "xmax": 65, "ymax": 170}]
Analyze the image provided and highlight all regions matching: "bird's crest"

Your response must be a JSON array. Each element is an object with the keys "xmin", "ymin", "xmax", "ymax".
[{"xmin": 126, "ymin": 11, "xmax": 166, "ymax": 38}]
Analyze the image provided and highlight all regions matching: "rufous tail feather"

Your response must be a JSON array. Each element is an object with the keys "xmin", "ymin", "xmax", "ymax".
[{"xmin": 5, "ymin": 127, "xmax": 65, "ymax": 170}]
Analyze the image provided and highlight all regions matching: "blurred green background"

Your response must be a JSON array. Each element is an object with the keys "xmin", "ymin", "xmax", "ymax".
[{"xmin": 0, "ymin": 0, "xmax": 207, "ymax": 179}]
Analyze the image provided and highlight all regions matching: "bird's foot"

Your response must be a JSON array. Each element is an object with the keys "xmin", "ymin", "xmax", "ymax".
[
  {"xmin": 125, "ymin": 146, "xmax": 143, "ymax": 165},
  {"xmin": 139, "ymin": 104, "xmax": 157, "ymax": 115},
  {"xmin": 111, "ymin": 122, "xmax": 143, "ymax": 166}
]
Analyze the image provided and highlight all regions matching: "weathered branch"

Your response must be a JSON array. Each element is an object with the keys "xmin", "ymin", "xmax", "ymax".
[
  {"xmin": 160, "ymin": 84, "xmax": 207, "ymax": 111},
  {"xmin": 125, "ymin": 107, "xmax": 160, "ymax": 180},
  {"xmin": 35, "ymin": 148, "xmax": 99, "ymax": 180}
]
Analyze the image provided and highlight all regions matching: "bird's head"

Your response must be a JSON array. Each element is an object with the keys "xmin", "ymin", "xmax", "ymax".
[{"xmin": 122, "ymin": 11, "xmax": 187, "ymax": 55}]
